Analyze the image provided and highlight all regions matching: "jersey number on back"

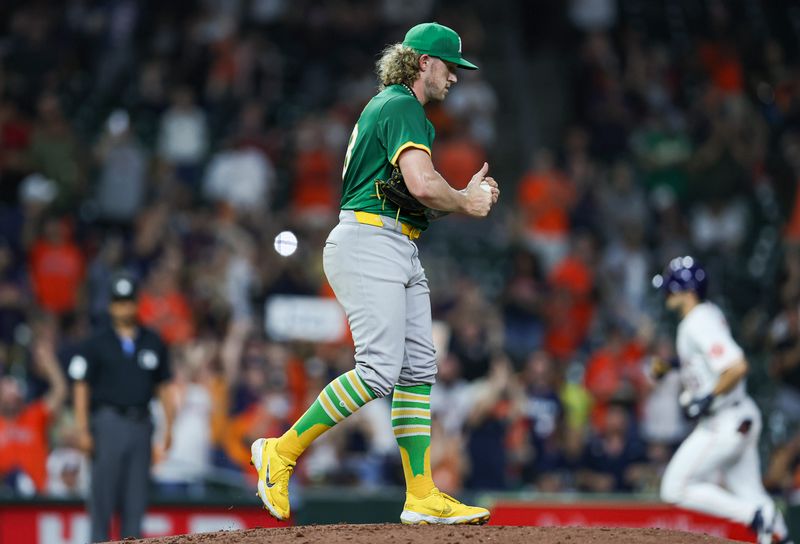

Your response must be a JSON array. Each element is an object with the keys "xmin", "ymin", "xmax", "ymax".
[{"xmin": 342, "ymin": 123, "xmax": 359, "ymax": 179}]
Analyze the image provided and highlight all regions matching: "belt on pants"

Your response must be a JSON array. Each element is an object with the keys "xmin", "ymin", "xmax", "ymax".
[
  {"xmin": 706, "ymin": 398, "xmax": 742, "ymax": 417},
  {"xmin": 96, "ymin": 403, "xmax": 150, "ymax": 421},
  {"xmin": 353, "ymin": 211, "xmax": 421, "ymax": 241}
]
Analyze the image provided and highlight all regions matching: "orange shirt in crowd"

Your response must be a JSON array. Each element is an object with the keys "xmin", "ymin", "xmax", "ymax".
[
  {"xmin": 223, "ymin": 402, "xmax": 285, "ymax": 478},
  {"xmin": 698, "ymin": 43, "xmax": 744, "ymax": 94},
  {"xmin": 138, "ymin": 290, "xmax": 195, "ymax": 345},
  {"xmin": 544, "ymin": 257, "xmax": 595, "ymax": 360},
  {"xmin": 434, "ymin": 138, "xmax": 486, "ymax": 190},
  {"xmin": 293, "ymin": 148, "xmax": 336, "ymax": 214},
  {"xmin": 783, "ymin": 181, "xmax": 800, "ymax": 242},
  {"xmin": 584, "ymin": 341, "xmax": 646, "ymax": 430},
  {"xmin": 207, "ymin": 375, "xmax": 229, "ymax": 448},
  {"xmin": 517, "ymin": 170, "xmax": 575, "ymax": 237},
  {"xmin": 0, "ymin": 401, "xmax": 51, "ymax": 492},
  {"xmin": 28, "ymin": 240, "xmax": 85, "ymax": 314},
  {"xmin": 549, "ymin": 256, "xmax": 593, "ymax": 299},
  {"xmin": 543, "ymin": 296, "xmax": 588, "ymax": 361}
]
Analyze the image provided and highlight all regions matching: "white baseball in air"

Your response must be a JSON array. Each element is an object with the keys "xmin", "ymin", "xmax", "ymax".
[
  {"xmin": 274, "ymin": 231, "xmax": 298, "ymax": 257},
  {"xmin": 480, "ymin": 181, "xmax": 492, "ymax": 193}
]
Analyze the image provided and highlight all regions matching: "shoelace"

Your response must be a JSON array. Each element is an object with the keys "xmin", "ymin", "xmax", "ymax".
[
  {"xmin": 275, "ymin": 463, "xmax": 295, "ymax": 494},
  {"xmin": 440, "ymin": 492, "xmax": 462, "ymax": 505},
  {"xmin": 426, "ymin": 488, "xmax": 463, "ymax": 511}
]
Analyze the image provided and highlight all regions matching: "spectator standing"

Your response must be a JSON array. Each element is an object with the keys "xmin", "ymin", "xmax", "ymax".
[
  {"xmin": 597, "ymin": 160, "xmax": 648, "ymax": 245},
  {"xmin": 28, "ymin": 93, "xmax": 84, "ymax": 210},
  {"xmin": 28, "ymin": 216, "xmax": 85, "ymax": 316},
  {"xmin": 544, "ymin": 233, "xmax": 596, "ymax": 361},
  {"xmin": 152, "ymin": 341, "xmax": 214, "ymax": 496},
  {"xmin": 583, "ymin": 324, "xmax": 647, "ymax": 430},
  {"xmin": 517, "ymin": 148, "xmax": 575, "ymax": 272},
  {"xmin": 93, "ymin": 110, "xmax": 148, "ymax": 227},
  {"xmin": 0, "ymin": 340, "xmax": 66, "ymax": 495},
  {"xmin": 464, "ymin": 356, "xmax": 522, "ymax": 490},
  {"xmin": 430, "ymin": 353, "xmax": 473, "ymax": 436},
  {"xmin": 599, "ymin": 220, "xmax": 651, "ymax": 329},
  {"xmin": 203, "ymin": 144, "xmax": 275, "ymax": 215},
  {"xmin": 70, "ymin": 273, "xmax": 175, "ymax": 542},
  {"xmin": 137, "ymin": 261, "xmax": 195, "ymax": 346},
  {"xmin": 520, "ymin": 351, "xmax": 567, "ymax": 491},
  {"xmin": 291, "ymin": 117, "xmax": 338, "ymax": 224},
  {"xmin": 500, "ymin": 250, "xmax": 546, "ymax": 365},
  {"xmin": 46, "ymin": 423, "xmax": 90, "ymax": 498},
  {"xmin": 157, "ymin": 87, "xmax": 209, "ymax": 186}
]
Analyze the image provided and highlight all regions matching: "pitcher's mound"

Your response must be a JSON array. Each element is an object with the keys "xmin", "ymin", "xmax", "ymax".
[{"xmin": 107, "ymin": 524, "xmax": 743, "ymax": 544}]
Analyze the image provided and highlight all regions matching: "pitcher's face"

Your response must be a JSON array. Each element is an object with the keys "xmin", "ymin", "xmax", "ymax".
[{"xmin": 422, "ymin": 56, "xmax": 458, "ymax": 102}]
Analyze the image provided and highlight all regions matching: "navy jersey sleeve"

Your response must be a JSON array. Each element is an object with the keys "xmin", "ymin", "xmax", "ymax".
[
  {"xmin": 67, "ymin": 337, "xmax": 97, "ymax": 384},
  {"xmin": 155, "ymin": 336, "xmax": 171, "ymax": 385}
]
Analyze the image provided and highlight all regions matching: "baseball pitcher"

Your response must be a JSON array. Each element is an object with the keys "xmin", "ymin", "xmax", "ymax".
[
  {"xmin": 655, "ymin": 256, "xmax": 792, "ymax": 544},
  {"xmin": 250, "ymin": 22, "xmax": 499, "ymax": 525}
]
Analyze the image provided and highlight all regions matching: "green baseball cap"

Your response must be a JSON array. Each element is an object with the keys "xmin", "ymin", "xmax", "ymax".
[{"xmin": 402, "ymin": 22, "xmax": 478, "ymax": 70}]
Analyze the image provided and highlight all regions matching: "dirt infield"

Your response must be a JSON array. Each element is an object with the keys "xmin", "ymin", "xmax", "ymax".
[{"xmin": 107, "ymin": 524, "xmax": 744, "ymax": 544}]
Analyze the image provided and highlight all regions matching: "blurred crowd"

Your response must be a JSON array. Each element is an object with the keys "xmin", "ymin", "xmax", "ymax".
[{"xmin": 1, "ymin": 0, "xmax": 800, "ymax": 508}]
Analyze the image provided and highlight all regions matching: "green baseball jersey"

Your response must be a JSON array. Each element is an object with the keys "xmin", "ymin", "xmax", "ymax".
[{"xmin": 340, "ymin": 84, "xmax": 435, "ymax": 230}]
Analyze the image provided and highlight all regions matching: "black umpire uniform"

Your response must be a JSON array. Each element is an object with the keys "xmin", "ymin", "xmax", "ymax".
[{"xmin": 69, "ymin": 273, "xmax": 173, "ymax": 543}]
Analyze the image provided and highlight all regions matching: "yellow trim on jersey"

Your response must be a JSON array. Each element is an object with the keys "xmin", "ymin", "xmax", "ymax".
[{"xmin": 389, "ymin": 141, "xmax": 431, "ymax": 166}]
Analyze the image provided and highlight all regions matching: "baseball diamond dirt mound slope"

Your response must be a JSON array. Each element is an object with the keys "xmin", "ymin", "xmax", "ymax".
[{"xmin": 107, "ymin": 524, "xmax": 743, "ymax": 544}]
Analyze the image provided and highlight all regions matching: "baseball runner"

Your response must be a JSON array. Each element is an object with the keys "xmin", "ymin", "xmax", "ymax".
[
  {"xmin": 250, "ymin": 22, "xmax": 499, "ymax": 524},
  {"xmin": 654, "ymin": 256, "xmax": 792, "ymax": 544}
]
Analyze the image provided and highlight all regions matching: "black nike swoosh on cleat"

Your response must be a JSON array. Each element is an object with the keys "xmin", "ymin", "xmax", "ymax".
[{"xmin": 265, "ymin": 459, "xmax": 276, "ymax": 488}]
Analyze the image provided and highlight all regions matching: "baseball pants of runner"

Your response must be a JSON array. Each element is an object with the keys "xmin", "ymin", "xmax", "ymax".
[{"xmin": 660, "ymin": 396, "xmax": 778, "ymax": 527}]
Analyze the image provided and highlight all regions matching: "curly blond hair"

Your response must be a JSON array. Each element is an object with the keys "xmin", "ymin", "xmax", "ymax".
[{"xmin": 376, "ymin": 44, "xmax": 421, "ymax": 90}]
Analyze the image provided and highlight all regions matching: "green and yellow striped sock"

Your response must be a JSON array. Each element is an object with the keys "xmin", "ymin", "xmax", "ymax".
[
  {"xmin": 276, "ymin": 368, "xmax": 377, "ymax": 462},
  {"xmin": 392, "ymin": 384, "xmax": 435, "ymax": 499}
]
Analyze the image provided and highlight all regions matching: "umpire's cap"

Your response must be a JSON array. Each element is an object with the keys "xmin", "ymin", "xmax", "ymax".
[
  {"xmin": 652, "ymin": 256, "xmax": 708, "ymax": 300},
  {"xmin": 109, "ymin": 272, "xmax": 138, "ymax": 302},
  {"xmin": 403, "ymin": 22, "xmax": 478, "ymax": 70}
]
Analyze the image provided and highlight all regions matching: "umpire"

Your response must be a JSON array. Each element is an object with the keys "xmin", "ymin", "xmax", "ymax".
[{"xmin": 69, "ymin": 272, "xmax": 174, "ymax": 542}]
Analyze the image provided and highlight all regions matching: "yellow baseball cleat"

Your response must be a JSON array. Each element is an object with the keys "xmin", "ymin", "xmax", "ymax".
[
  {"xmin": 400, "ymin": 488, "xmax": 490, "ymax": 525},
  {"xmin": 250, "ymin": 438, "xmax": 294, "ymax": 521}
]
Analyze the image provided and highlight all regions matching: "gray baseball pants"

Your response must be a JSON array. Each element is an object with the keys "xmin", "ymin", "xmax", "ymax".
[
  {"xmin": 323, "ymin": 210, "xmax": 437, "ymax": 397},
  {"xmin": 89, "ymin": 406, "xmax": 152, "ymax": 543}
]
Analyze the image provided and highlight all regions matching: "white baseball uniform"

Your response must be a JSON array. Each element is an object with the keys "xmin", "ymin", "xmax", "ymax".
[{"xmin": 660, "ymin": 302, "xmax": 787, "ymax": 538}]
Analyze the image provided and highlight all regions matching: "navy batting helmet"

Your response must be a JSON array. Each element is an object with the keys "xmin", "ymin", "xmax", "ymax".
[{"xmin": 652, "ymin": 256, "xmax": 708, "ymax": 299}]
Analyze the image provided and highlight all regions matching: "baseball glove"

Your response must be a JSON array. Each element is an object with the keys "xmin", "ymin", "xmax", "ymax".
[
  {"xmin": 375, "ymin": 168, "xmax": 449, "ymax": 221},
  {"xmin": 648, "ymin": 356, "xmax": 678, "ymax": 381},
  {"xmin": 681, "ymin": 392, "xmax": 715, "ymax": 420}
]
